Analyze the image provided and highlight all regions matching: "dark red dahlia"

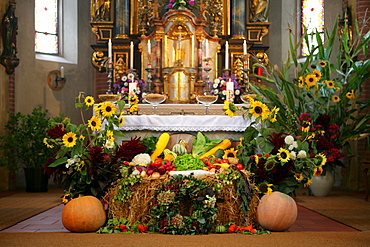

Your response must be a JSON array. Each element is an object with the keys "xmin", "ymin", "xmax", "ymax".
[{"xmin": 48, "ymin": 125, "xmax": 67, "ymax": 139}]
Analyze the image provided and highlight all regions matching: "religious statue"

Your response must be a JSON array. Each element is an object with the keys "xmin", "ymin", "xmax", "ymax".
[
  {"xmin": 250, "ymin": 0, "xmax": 269, "ymax": 23},
  {"xmin": 91, "ymin": 0, "xmax": 111, "ymax": 21},
  {"xmin": 1, "ymin": 3, "xmax": 18, "ymax": 57}
]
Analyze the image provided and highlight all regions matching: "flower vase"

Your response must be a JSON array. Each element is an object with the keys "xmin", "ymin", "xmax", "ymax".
[{"xmin": 309, "ymin": 171, "xmax": 334, "ymax": 197}]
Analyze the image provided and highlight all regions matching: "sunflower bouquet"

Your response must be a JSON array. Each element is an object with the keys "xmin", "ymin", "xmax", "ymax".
[{"xmin": 43, "ymin": 92, "xmax": 146, "ymax": 200}]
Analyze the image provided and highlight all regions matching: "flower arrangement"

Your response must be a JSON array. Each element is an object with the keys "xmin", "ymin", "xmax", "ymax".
[
  {"xmin": 44, "ymin": 92, "xmax": 147, "ymax": 200},
  {"xmin": 113, "ymin": 71, "xmax": 146, "ymax": 101},
  {"xmin": 209, "ymin": 74, "xmax": 243, "ymax": 103},
  {"xmin": 166, "ymin": 0, "xmax": 197, "ymax": 10}
]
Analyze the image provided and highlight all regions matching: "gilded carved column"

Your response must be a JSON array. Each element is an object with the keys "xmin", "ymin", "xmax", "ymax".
[
  {"xmin": 230, "ymin": 0, "xmax": 246, "ymax": 39},
  {"xmin": 115, "ymin": 0, "xmax": 130, "ymax": 38}
]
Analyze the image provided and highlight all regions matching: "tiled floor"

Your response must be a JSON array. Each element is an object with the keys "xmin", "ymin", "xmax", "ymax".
[{"xmin": 1, "ymin": 204, "xmax": 359, "ymax": 233}]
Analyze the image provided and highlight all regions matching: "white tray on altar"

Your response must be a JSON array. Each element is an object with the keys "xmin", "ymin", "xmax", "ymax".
[{"xmin": 169, "ymin": 170, "xmax": 215, "ymax": 178}]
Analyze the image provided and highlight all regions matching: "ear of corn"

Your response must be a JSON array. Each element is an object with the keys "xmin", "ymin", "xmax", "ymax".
[
  {"xmin": 150, "ymin": 133, "xmax": 171, "ymax": 160},
  {"xmin": 200, "ymin": 139, "xmax": 232, "ymax": 158}
]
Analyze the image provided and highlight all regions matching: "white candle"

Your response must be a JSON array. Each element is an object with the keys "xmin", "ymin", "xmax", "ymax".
[
  {"xmin": 243, "ymin": 40, "xmax": 247, "ymax": 55},
  {"xmin": 205, "ymin": 39, "xmax": 209, "ymax": 58},
  {"xmin": 130, "ymin": 41, "xmax": 134, "ymax": 69},
  {"xmin": 129, "ymin": 82, "xmax": 138, "ymax": 94},
  {"xmin": 148, "ymin": 40, "xmax": 151, "ymax": 54},
  {"xmin": 225, "ymin": 41, "xmax": 229, "ymax": 70},
  {"xmin": 108, "ymin": 39, "xmax": 112, "ymax": 61},
  {"xmin": 60, "ymin": 66, "xmax": 64, "ymax": 78},
  {"xmin": 226, "ymin": 79, "xmax": 234, "ymax": 102}
]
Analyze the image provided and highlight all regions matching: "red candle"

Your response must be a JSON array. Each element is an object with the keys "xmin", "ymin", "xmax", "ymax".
[{"xmin": 257, "ymin": 67, "xmax": 263, "ymax": 76}]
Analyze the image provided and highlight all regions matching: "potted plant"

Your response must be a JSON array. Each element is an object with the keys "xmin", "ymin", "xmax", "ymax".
[{"xmin": 0, "ymin": 107, "xmax": 60, "ymax": 192}]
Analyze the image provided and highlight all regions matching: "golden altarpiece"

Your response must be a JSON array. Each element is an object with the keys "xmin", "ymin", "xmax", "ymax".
[{"xmin": 90, "ymin": 0, "xmax": 270, "ymax": 104}]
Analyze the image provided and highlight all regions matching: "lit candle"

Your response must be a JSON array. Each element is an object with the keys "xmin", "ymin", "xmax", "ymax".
[
  {"xmin": 129, "ymin": 82, "xmax": 138, "ymax": 94},
  {"xmin": 226, "ymin": 79, "xmax": 234, "ymax": 102},
  {"xmin": 243, "ymin": 40, "xmax": 247, "ymax": 55},
  {"xmin": 130, "ymin": 41, "xmax": 134, "ymax": 69},
  {"xmin": 108, "ymin": 39, "xmax": 112, "ymax": 61},
  {"xmin": 60, "ymin": 66, "xmax": 64, "ymax": 78},
  {"xmin": 148, "ymin": 39, "xmax": 151, "ymax": 54},
  {"xmin": 205, "ymin": 39, "xmax": 209, "ymax": 58},
  {"xmin": 225, "ymin": 41, "xmax": 229, "ymax": 70}
]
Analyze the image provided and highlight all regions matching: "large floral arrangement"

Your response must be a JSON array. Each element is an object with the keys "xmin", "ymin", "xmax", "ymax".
[
  {"xmin": 44, "ymin": 92, "xmax": 147, "ymax": 201},
  {"xmin": 113, "ymin": 71, "xmax": 146, "ymax": 102},
  {"xmin": 166, "ymin": 0, "xmax": 197, "ymax": 10}
]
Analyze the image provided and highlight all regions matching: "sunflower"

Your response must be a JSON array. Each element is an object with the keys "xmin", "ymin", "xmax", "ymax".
[
  {"xmin": 313, "ymin": 166, "xmax": 324, "ymax": 176},
  {"xmin": 43, "ymin": 138, "xmax": 54, "ymax": 149},
  {"xmin": 94, "ymin": 103, "xmax": 104, "ymax": 116},
  {"xmin": 294, "ymin": 173, "xmax": 304, "ymax": 181},
  {"xmin": 332, "ymin": 95, "xmax": 340, "ymax": 103},
  {"xmin": 318, "ymin": 61, "xmax": 327, "ymax": 67},
  {"xmin": 62, "ymin": 132, "xmax": 77, "ymax": 147},
  {"xmin": 224, "ymin": 101, "xmax": 238, "ymax": 117},
  {"xmin": 312, "ymin": 69, "xmax": 322, "ymax": 80},
  {"xmin": 118, "ymin": 114, "xmax": 125, "ymax": 126},
  {"xmin": 305, "ymin": 74, "xmax": 318, "ymax": 88},
  {"xmin": 248, "ymin": 100, "xmax": 270, "ymax": 120},
  {"xmin": 269, "ymin": 106, "xmax": 279, "ymax": 122},
  {"xmin": 84, "ymin": 96, "xmax": 95, "ymax": 107},
  {"xmin": 277, "ymin": 148, "xmax": 290, "ymax": 162},
  {"xmin": 129, "ymin": 104, "xmax": 139, "ymax": 113},
  {"xmin": 87, "ymin": 116, "xmax": 102, "ymax": 131},
  {"xmin": 106, "ymin": 130, "xmax": 114, "ymax": 142},
  {"xmin": 301, "ymin": 121, "xmax": 311, "ymax": 132},
  {"xmin": 129, "ymin": 96, "xmax": 139, "ymax": 105},
  {"xmin": 254, "ymin": 154, "xmax": 259, "ymax": 165},
  {"xmin": 315, "ymin": 153, "xmax": 327, "ymax": 166},
  {"xmin": 61, "ymin": 193, "xmax": 71, "ymax": 204},
  {"xmin": 325, "ymin": 80, "xmax": 335, "ymax": 88},
  {"xmin": 223, "ymin": 148, "xmax": 238, "ymax": 159},
  {"xmin": 264, "ymin": 160, "xmax": 275, "ymax": 171},
  {"xmin": 304, "ymin": 179, "xmax": 312, "ymax": 187},
  {"xmin": 346, "ymin": 89, "xmax": 355, "ymax": 99},
  {"xmin": 256, "ymin": 182, "xmax": 273, "ymax": 195},
  {"xmin": 101, "ymin": 102, "xmax": 116, "ymax": 117}
]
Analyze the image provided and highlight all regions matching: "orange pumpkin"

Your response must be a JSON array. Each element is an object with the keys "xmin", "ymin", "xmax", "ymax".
[
  {"xmin": 256, "ymin": 191, "xmax": 297, "ymax": 231},
  {"xmin": 62, "ymin": 196, "xmax": 106, "ymax": 232}
]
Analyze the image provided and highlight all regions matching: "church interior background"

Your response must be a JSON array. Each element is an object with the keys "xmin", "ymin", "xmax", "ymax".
[{"xmin": 0, "ymin": 0, "xmax": 369, "ymax": 191}]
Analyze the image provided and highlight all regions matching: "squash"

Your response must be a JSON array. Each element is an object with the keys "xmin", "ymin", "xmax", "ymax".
[
  {"xmin": 62, "ymin": 196, "xmax": 106, "ymax": 232},
  {"xmin": 256, "ymin": 191, "xmax": 297, "ymax": 231},
  {"xmin": 163, "ymin": 148, "xmax": 177, "ymax": 161},
  {"xmin": 215, "ymin": 225, "xmax": 227, "ymax": 233},
  {"xmin": 150, "ymin": 133, "xmax": 171, "ymax": 161},
  {"xmin": 172, "ymin": 140, "xmax": 188, "ymax": 155},
  {"xmin": 200, "ymin": 139, "xmax": 231, "ymax": 158}
]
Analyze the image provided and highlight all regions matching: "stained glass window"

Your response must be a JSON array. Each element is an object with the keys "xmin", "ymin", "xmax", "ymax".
[
  {"xmin": 35, "ymin": 0, "xmax": 59, "ymax": 54},
  {"xmin": 301, "ymin": 0, "xmax": 324, "ymax": 56}
]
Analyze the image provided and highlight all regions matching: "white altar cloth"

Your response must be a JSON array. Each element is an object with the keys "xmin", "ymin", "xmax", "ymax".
[{"xmin": 117, "ymin": 115, "xmax": 251, "ymax": 132}]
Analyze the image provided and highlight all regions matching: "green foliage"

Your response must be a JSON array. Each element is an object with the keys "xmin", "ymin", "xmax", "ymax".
[{"xmin": 0, "ymin": 107, "xmax": 63, "ymax": 170}]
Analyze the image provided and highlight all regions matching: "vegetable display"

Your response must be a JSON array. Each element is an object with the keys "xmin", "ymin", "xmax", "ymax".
[
  {"xmin": 191, "ymin": 132, "xmax": 221, "ymax": 157},
  {"xmin": 150, "ymin": 132, "xmax": 170, "ymax": 160},
  {"xmin": 173, "ymin": 154, "xmax": 205, "ymax": 171}
]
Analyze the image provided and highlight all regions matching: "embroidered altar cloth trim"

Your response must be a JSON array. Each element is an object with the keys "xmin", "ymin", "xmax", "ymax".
[{"xmin": 117, "ymin": 115, "xmax": 251, "ymax": 132}]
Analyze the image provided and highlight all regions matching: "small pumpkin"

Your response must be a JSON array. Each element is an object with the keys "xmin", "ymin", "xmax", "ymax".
[
  {"xmin": 172, "ymin": 140, "xmax": 187, "ymax": 155},
  {"xmin": 215, "ymin": 225, "xmax": 227, "ymax": 233},
  {"xmin": 62, "ymin": 196, "xmax": 106, "ymax": 232},
  {"xmin": 256, "ymin": 191, "xmax": 297, "ymax": 231}
]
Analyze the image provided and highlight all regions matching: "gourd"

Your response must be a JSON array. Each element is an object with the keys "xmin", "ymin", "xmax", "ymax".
[
  {"xmin": 200, "ymin": 139, "xmax": 231, "ymax": 158},
  {"xmin": 256, "ymin": 191, "xmax": 297, "ymax": 231},
  {"xmin": 62, "ymin": 196, "xmax": 106, "ymax": 232},
  {"xmin": 150, "ymin": 133, "xmax": 171, "ymax": 160},
  {"xmin": 163, "ymin": 148, "xmax": 177, "ymax": 161},
  {"xmin": 215, "ymin": 225, "xmax": 227, "ymax": 233},
  {"xmin": 172, "ymin": 140, "xmax": 188, "ymax": 155}
]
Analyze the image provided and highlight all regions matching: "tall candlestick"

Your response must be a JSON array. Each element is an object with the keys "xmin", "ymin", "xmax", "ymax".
[
  {"xmin": 243, "ymin": 40, "xmax": 247, "ymax": 55},
  {"xmin": 130, "ymin": 41, "xmax": 134, "ymax": 69},
  {"xmin": 225, "ymin": 41, "xmax": 229, "ymax": 70},
  {"xmin": 60, "ymin": 66, "xmax": 64, "ymax": 78},
  {"xmin": 108, "ymin": 39, "xmax": 112, "ymax": 62},
  {"xmin": 205, "ymin": 39, "xmax": 209, "ymax": 58},
  {"xmin": 148, "ymin": 40, "xmax": 151, "ymax": 54}
]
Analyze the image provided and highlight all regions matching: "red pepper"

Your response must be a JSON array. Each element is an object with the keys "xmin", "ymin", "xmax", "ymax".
[
  {"xmin": 138, "ymin": 224, "xmax": 148, "ymax": 232},
  {"xmin": 228, "ymin": 224, "xmax": 237, "ymax": 233}
]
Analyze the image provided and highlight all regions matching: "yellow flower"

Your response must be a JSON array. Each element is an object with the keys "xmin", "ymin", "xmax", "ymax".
[
  {"xmin": 301, "ymin": 121, "xmax": 311, "ymax": 132},
  {"xmin": 129, "ymin": 104, "xmax": 139, "ymax": 113},
  {"xmin": 346, "ymin": 90, "xmax": 356, "ymax": 99},
  {"xmin": 106, "ymin": 130, "xmax": 114, "ymax": 142},
  {"xmin": 313, "ymin": 166, "xmax": 324, "ymax": 176},
  {"xmin": 118, "ymin": 114, "xmax": 125, "ymax": 126},
  {"xmin": 254, "ymin": 154, "xmax": 259, "ymax": 165},
  {"xmin": 84, "ymin": 96, "xmax": 95, "ymax": 107},
  {"xmin": 223, "ymin": 148, "xmax": 238, "ymax": 159},
  {"xmin": 62, "ymin": 132, "xmax": 77, "ymax": 148},
  {"xmin": 305, "ymin": 74, "xmax": 318, "ymax": 88},
  {"xmin": 249, "ymin": 100, "xmax": 270, "ymax": 120},
  {"xmin": 101, "ymin": 102, "xmax": 116, "ymax": 117},
  {"xmin": 294, "ymin": 173, "xmax": 304, "ymax": 181},
  {"xmin": 88, "ymin": 116, "xmax": 102, "ymax": 131},
  {"xmin": 257, "ymin": 182, "xmax": 274, "ymax": 195},
  {"xmin": 332, "ymin": 95, "xmax": 340, "ymax": 103},
  {"xmin": 61, "ymin": 194, "xmax": 71, "ymax": 204},
  {"xmin": 307, "ymin": 133, "xmax": 316, "ymax": 140},
  {"xmin": 129, "ymin": 96, "xmax": 139, "ymax": 105},
  {"xmin": 312, "ymin": 69, "xmax": 322, "ymax": 80},
  {"xmin": 277, "ymin": 148, "xmax": 290, "ymax": 162},
  {"xmin": 270, "ymin": 106, "xmax": 279, "ymax": 122},
  {"xmin": 43, "ymin": 138, "xmax": 54, "ymax": 149},
  {"xmin": 318, "ymin": 61, "xmax": 327, "ymax": 67},
  {"xmin": 316, "ymin": 153, "xmax": 327, "ymax": 166},
  {"xmin": 79, "ymin": 135, "xmax": 85, "ymax": 140},
  {"xmin": 94, "ymin": 103, "xmax": 104, "ymax": 117},
  {"xmin": 304, "ymin": 179, "xmax": 312, "ymax": 187},
  {"xmin": 325, "ymin": 80, "xmax": 335, "ymax": 88},
  {"xmin": 224, "ymin": 101, "xmax": 238, "ymax": 117},
  {"xmin": 298, "ymin": 76, "xmax": 304, "ymax": 88},
  {"xmin": 335, "ymin": 86, "xmax": 340, "ymax": 92}
]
